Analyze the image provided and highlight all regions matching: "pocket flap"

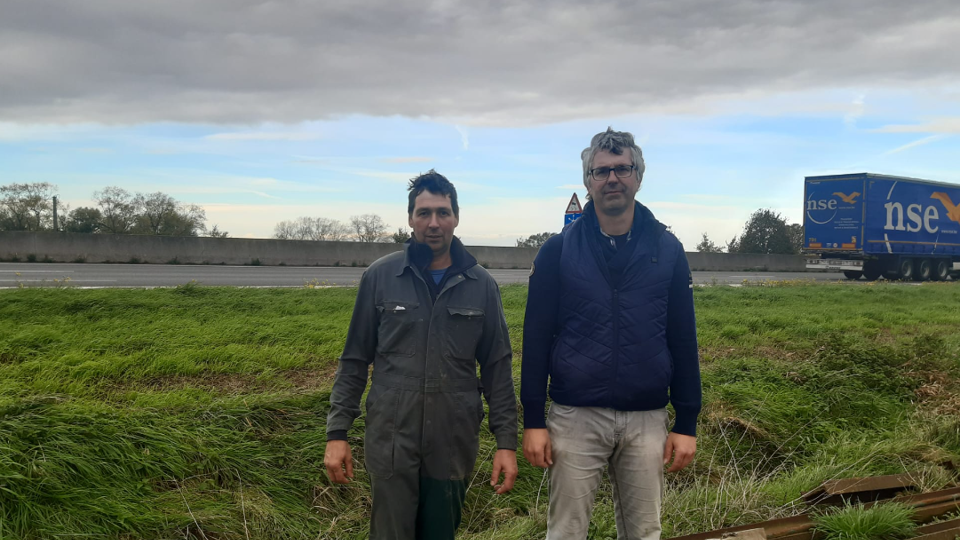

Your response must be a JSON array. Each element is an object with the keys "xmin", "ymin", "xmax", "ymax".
[{"xmin": 447, "ymin": 306, "xmax": 484, "ymax": 318}]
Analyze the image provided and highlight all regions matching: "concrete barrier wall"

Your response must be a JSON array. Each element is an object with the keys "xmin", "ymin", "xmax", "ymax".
[
  {"xmin": 0, "ymin": 231, "xmax": 806, "ymax": 271},
  {"xmin": 0, "ymin": 231, "xmax": 540, "ymax": 269},
  {"xmin": 685, "ymin": 252, "xmax": 806, "ymax": 272}
]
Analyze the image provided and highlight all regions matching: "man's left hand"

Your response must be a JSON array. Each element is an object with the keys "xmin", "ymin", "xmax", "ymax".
[
  {"xmin": 663, "ymin": 432, "xmax": 696, "ymax": 472},
  {"xmin": 490, "ymin": 449, "xmax": 518, "ymax": 494}
]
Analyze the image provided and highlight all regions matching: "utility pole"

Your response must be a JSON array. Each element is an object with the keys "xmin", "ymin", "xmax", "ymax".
[{"xmin": 53, "ymin": 196, "xmax": 59, "ymax": 232}]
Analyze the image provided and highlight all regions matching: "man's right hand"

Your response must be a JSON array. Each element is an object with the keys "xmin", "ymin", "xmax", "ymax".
[
  {"xmin": 522, "ymin": 428, "xmax": 553, "ymax": 468},
  {"xmin": 324, "ymin": 440, "xmax": 354, "ymax": 484}
]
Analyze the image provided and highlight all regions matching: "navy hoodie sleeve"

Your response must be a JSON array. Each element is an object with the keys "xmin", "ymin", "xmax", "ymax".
[
  {"xmin": 520, "ymin": 235, "xmax": 563, "ymax": 429},
  {"xmin": 666, "ymin": 248, "xmax": 702, "ymax": 436}
]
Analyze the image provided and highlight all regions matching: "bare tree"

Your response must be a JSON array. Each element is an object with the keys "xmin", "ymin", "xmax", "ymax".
[
  {"xmin": 288, "ymin": 217, "xmax": 314, "ymax": 240},
  {"xmin": 350, "ymin": 214, "xmax": 389, "ymax": 242},
  {"xmin": 273, "ymin": 220, "xmax": 298, "ymax": 240},
  {"xmin": 131, "ymin": 193, "xmax": 207, "ymax": 236},
  {"xmin": 273, "ymin": 216, "xmax": 348, "ymax": 241},
  {"xmin": 0, "ymin": 182, "xmax": 58, "ymax": 231},
  {"xmin": 94, "ymin": 186, "xmax": 139, "ymax": 234},
  {"xmin": 313, "ymin": 217, "xmax": 350, "ymax": 241}
]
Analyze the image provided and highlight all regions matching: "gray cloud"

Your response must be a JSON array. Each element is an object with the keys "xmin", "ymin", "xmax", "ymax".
[{"xmin": 2, "ymin": 0, "xmax": 959, "ymax": 126}]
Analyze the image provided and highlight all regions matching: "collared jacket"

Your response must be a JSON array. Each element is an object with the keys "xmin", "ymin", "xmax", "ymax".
[{"xmin": 327, "ymin": 238, "xmax": 517, "ymax": 480}]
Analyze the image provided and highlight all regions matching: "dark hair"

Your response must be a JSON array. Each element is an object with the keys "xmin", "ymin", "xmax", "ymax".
[{"xmin": 407, "ymin": 169, "xmax": 459, "ymax": 217}]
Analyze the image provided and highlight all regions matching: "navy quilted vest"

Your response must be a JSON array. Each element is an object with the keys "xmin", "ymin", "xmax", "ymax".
[{"xmin": 549, "ymin": 201, "xmax": 681, "ymax": 411}]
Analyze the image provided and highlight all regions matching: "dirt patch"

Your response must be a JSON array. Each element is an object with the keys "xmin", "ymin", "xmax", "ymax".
[
  {"xmin": 870, "ymin": 327, "xmax": 899, "ymax": 346},
  {"xmin": 910, "ymin": 369, "xmax": 960, "ymax": 416},
  {"xmin": 287, "ymin": 364, "xmax": 338, "ymax": 390},
  {"xmin": 700, "ymin": 401, "xmax": 772, "ymax": 441},
  {"xmin": 700, "ymin": 345, "xmax": 806, "ymax": 363},
  {"xmin": 114, "ymin": 366, "xmax": 338, "ymax": 395}
]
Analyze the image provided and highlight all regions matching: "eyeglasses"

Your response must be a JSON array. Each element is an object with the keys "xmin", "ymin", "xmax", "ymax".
[{"xmin": 590, "ymin": 165, "xmax": 636, "ymax": 182}]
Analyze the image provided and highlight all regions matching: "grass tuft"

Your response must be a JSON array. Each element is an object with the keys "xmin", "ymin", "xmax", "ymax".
[{"xmin": 813, "ymin": 502, "xmax": 917, "ymax": 540}]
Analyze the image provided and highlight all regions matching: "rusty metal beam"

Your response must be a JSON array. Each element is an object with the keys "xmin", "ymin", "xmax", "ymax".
[
  {"xmin": 803, "ymin": 474, "xmax": 920, "ymax": 506},
  {"xmin": 895, "ymin": 487, "xmax": 960, "ymax": 509},
  {"xmin": 669, "ymin": 486, "xmax": 960, "ymax": 540},
  {"xmin": 912, "ymin": 528, "xmax": 960, "ymax": 540},
  {"xmin": 914, "ymin": 501, "xmax": 960, "ymax": 523},
  {"xmin": 772, "ymin": 530, "xmax": 816, "ymax": 540},
  {"xmin": 669, "ymin": 515, "xmax": 812, "ymax": 540},
  {"xmin": 918, "ymin": 518, "xmax": 960, "ymax": 535}
]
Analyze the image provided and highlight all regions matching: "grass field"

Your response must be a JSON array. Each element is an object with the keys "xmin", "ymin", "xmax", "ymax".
[{"xmin": 1, "ymin": 282, "xmax": 959, "ymax": 539}]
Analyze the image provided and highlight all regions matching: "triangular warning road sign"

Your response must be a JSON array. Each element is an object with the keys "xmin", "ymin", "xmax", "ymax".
[{"xmin": 565, "ymin": 193, "xmax": 582, "ymax": 214}]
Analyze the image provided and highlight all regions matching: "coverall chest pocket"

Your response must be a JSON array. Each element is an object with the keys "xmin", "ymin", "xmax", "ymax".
[
  {"xmin": 376, "ymin": 301, "xmax": 419, "ymax": 357},
  {"xmin": 444, "ymin": 306, "xmax": 485, "ymax": 360}
]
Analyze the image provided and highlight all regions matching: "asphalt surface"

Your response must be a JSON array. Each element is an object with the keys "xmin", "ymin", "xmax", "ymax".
[{"xmin": 0, "ymin": 262, "xmax": 847, "ymax": 288}]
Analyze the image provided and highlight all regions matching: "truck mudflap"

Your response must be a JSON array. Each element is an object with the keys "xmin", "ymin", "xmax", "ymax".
[{"xmin": 806, "ymin": 258, "xmax": 863, "ymax": 270}]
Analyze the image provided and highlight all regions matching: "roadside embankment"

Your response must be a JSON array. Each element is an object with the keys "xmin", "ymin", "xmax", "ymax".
[{"xmin": 1, "ymin": 283, "xmax": 958, "ymax": 539}]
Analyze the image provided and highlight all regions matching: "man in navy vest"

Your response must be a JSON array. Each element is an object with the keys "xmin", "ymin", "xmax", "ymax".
[{"xmin": 521, "ymin": 128, "xmax": 702, "ymax": 540}]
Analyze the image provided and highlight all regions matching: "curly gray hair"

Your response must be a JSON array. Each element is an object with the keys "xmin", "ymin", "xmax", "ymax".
[{"xmin": 581, "ymin": 127, "xmax": 645, "ymax": 191}]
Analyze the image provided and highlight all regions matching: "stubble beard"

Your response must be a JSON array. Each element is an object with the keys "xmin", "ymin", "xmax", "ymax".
[{"xmin": 598, "ymin": 196, "xmax": 632, "ymax": 217}]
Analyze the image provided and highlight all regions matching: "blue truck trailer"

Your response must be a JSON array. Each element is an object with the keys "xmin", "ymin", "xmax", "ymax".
[{"xmin": 803, "ymin": 173, "xmax": 960, "ymax": 281}]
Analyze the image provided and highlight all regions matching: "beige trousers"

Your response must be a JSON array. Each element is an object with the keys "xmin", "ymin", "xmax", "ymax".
[{"xmin": 546, "ymin": 404, "xmax": 669, "ymax": 540}]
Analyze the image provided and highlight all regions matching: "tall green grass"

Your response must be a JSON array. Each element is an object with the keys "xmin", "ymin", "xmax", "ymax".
[{"xmin": 1, "ymin": 283, "xmax": 959, "ymax": 539}]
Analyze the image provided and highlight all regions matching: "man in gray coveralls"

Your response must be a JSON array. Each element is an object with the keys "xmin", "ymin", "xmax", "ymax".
[{"xmin": 324, "ymin": 170, "xmax": 518, "ymax": 540}]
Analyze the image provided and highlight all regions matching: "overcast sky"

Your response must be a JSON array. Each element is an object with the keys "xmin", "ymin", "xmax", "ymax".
[{"xmin": 2, "ymin": 0, "xmax": 959, "ymax": 247}]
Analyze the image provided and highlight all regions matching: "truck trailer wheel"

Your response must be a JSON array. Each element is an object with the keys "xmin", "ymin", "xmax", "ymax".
[
  {"xmin": 934, "ymin": 260, "xmax": 950, "ymax": 281},
  {"xmin": 917, "ymin": 259, "xmax": 934, "ymax": 281},
  {"xmin": 843, "ymin": 270, "xmax": 863, "ymax": 280},
  {"xmin": 898, "ymin": 258, "xmax": 915, "ymax": 281},
  {"xmin": 863, "ymin": 265, "xmax": 882, "ymax": 281}
]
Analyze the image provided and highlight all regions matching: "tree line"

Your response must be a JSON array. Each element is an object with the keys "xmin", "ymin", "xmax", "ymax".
[
  {"xmin": 697, "ymin": 209, "xmax": 803, "ymax": 254},
  {"xmin": 2, "ymin": 182, "xmax": 801, "ymax": 252},
  {"xmin": 514, "ymin": 209, "xmax": 804, "ymax": 255},
  {"xmin": 273, "ymin": 215, "xmax": 410, "ymax": 243},
  {"xmin": 0, "ymin": 182, "xmax": 224, "ymax": 237},
  {"xmin": 0, "ymin": 182, "xmax": 410, "ymax": 243}
]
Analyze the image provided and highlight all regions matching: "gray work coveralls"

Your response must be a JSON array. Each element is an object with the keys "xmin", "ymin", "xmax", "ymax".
[{"xmin": 327, "ymin": 241, "xmax": 517, "ymax": 540}]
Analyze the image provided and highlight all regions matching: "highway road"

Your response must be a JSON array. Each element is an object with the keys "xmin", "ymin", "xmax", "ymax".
[{"xmin": 0, "ymin": 262, "xmax": 847, "ymax": 288}]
